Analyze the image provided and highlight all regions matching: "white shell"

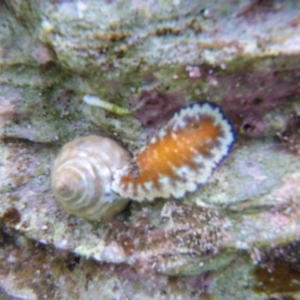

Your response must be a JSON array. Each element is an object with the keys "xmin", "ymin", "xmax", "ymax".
[{"xmin": 51, "ymin": 135, "xmax": 132, "ymax": 221}]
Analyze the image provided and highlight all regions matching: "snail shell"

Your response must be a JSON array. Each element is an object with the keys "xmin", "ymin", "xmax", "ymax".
[{"xmin": 51, "ymin": 135, "xmax": 132, "ymax": 221}]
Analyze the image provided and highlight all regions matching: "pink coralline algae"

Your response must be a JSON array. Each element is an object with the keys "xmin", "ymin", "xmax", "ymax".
[
  {"xmin": 276, "ymin": 113, "xmax": 300, "ymax": 154},
  {"xmin": 112, "ymin": 102, "xmax": 234, "ymax": 201},
  {"xmin": 161, "ymin": 201, "xmax": 227, "ymax": 255},
  {"xmin": 104, "ymin": 200, "xmax": 228, "ymax": 276},
  {"xmin": 220, "ymin": 69, "xmax": 300, "ymax": 137},
  {"xmin": 186, "ymin": 65, "xmax": 201, "ymax": 78},
  {"xmin": 31, "ymin": 45, "xmax": 52, "ymax": 65},
  {"xmin": 0, "ymin": 98, "xmax": 16, "ymax": 129},
  {"xmin": 131, "ymin": 90, "xmax": 183, "ymax": 128}
]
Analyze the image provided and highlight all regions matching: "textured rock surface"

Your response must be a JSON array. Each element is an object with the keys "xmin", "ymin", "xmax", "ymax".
[{"xmin": 1, "ymin": 0, "xmax": 300, "ymax": 299}]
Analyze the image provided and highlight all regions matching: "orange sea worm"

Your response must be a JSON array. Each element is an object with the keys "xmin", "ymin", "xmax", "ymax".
[{"xmin": 112, "ymin": 102, "xmax": 234, "ymax": 201}]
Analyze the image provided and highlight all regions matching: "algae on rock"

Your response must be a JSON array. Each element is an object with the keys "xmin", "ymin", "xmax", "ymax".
[{"xmin": 1, "ymin": 0, "xmax": 300, "ymax": 299}]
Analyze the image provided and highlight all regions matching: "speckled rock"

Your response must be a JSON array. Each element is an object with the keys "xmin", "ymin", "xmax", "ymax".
[{"xmin": 1, "ymin": 0, "xmax": 300, "ymax": 299}]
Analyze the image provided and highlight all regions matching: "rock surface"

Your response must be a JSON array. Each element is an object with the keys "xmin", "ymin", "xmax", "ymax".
[{"xmin": 1, "ymin": 0, "xmax": 300, "ymax": 299}]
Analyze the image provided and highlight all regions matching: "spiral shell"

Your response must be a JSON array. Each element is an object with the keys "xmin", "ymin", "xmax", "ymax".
[{"xmin": 51, "ymin": 135, "xmax": 132, "ymax": 221}]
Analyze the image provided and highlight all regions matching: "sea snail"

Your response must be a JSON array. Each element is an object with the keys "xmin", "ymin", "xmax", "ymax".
[
  {"xmin": 52, "ymin": 102, "xmax": 234, "ymax": 220},
  {"xmin": 51, "ymin": 135, "xmax": 132, "ymax": 221}
]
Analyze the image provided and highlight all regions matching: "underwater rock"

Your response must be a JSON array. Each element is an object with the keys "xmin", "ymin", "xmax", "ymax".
[{"xmin": 1, "ymin": 0, "xmax": 300, "ymax": 299}]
